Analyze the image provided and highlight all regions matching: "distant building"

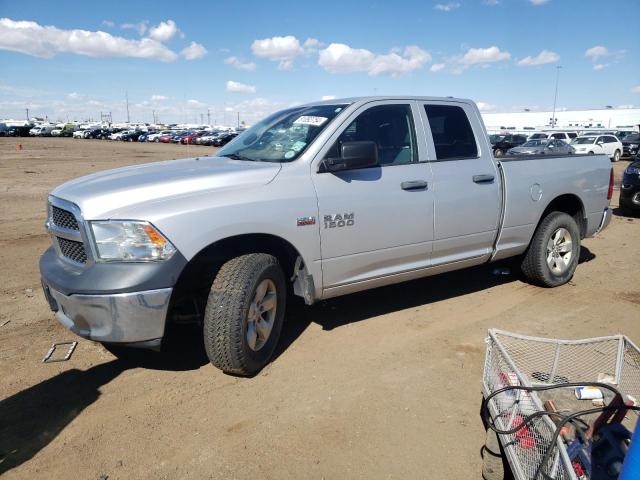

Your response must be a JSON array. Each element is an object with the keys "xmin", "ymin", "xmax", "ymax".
[{"xmin": 481, "ymin": 108, "xmax": 640, "ymax": 134}]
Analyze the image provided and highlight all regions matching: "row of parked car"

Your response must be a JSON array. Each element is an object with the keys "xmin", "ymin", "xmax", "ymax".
[
  {"xmin": 68, "ymin": 127, "xmax": 240, "ymax": 147},
  {"xmin": 489, "ymin": 130, "xmax": 640, "ymax": 162}
]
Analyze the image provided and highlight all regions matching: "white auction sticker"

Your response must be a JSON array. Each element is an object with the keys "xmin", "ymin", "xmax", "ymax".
[{"xmin": 293, "ymin": 116, "xmax": 328, "ymax": 127}]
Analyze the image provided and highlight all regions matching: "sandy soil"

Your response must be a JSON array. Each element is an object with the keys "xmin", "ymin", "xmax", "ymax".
[{"xmin": 0, "ymin": 137, "xmax": 638, "ymax": 479}]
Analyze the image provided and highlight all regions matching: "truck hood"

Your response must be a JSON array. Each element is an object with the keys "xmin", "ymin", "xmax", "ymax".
[{"xmin": 52, "ymin": 156, "xmax": 281, "ymax": 219}]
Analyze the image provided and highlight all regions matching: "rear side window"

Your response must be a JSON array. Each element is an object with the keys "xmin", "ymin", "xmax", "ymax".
[
  {"xmin": 424, "ymin": 105, "xmax": 478, "ymax": 160},
  {"xmin": 550, "ymin": 133, "xmax": 563, "ymax": 139}
]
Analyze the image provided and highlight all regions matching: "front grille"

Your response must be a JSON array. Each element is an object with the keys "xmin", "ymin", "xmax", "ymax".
[
  {"xmin": 56, "ymin": 237, "xmax": 87, "ymax": 264},
  {"xmin": 51, "ymin": 206, "xmax": 79, "ymax": 230}
]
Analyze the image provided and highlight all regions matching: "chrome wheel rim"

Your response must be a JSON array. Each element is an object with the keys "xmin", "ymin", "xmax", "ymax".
[
  {"xmin": 546, "ymin": 228, "xmax": 573, "ymax": 275},
  {"xmin": 246, "ymin": 279, "xmax": 277, "ymax": 351}
]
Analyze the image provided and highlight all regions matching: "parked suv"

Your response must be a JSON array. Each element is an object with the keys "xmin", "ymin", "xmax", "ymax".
[
  {"xmin": 571, "ymin": 135, "xmax": 623, "ymax": 161},
  {"xmin": 620, "ymin": 160, "xmax": 640, "ymax": 214},
  {"xmin": 548, "ymin": 132, "xmax": 578, "ymax": 143},
  {"xmin": 621, "ymin": 133, "xmax": 640, "ymax": 158},
  {"xmin": 490, "ymin": 134, "xmax": 527, "ymax": 157}
]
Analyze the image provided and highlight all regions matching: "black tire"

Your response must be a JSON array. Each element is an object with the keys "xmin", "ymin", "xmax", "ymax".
[
  {"xmin": 521, "ymin": 212, "xmax": 580, "ymax": 287},
  {"xmin": 612, "ymin": 150, "xmax": 620, "ymax": 162},
  {"xmin": 203, "ymin": 253, "xmax": 286, "ymax": 376}
]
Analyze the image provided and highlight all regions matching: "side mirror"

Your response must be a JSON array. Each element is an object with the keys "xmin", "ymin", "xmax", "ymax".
[{"xmin": 323, "ymin": 141, "xmax": 378, "ymax": 172}]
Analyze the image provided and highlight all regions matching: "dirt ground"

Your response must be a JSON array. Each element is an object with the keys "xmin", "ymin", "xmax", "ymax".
[{"xmin": 0, "ymin": 137, "xmax": 638, "ymax": 479}]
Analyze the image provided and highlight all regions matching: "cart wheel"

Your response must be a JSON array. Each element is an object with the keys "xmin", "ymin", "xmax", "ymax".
[{"xmin": 482, "ymin": 428, "xmax": 507, "ymax": 480}]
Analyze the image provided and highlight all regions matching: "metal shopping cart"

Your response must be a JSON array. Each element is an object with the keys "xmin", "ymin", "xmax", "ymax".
[{"xmin": 481, "ymin": 329, "xmax": 640, "ymax": 480}]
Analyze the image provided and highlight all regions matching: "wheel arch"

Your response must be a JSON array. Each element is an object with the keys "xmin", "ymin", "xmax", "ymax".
[
  {"xmin": 166, "ymin": 233, "xmax": 310, "ymax": 328},
  {"xmin": 537, "ymin": 193, "xmax": 587, "ymax": 239}
]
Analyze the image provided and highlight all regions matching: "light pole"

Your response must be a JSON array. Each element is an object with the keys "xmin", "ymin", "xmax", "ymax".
[{"xmin": 551, "ymin": 65, "xmax": 562, "ymax": 128}]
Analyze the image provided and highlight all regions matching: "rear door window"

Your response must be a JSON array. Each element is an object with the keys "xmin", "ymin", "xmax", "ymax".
[{"xmin": 423, "ymin": 105, "xmax": 478, "ymax": 160}]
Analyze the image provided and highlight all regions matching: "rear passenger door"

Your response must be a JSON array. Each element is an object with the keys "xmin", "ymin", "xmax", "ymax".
[{"xmin": 418, "ymin": 102, "xmax": 501, "ymax": 265}]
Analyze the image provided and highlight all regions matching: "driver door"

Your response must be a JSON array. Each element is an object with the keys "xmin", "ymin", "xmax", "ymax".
[{"xmin": 311, "ymin": 101, "xmax": 434, "ymax": 295}]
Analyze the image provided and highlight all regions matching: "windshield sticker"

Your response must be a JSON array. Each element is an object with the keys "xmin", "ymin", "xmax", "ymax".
[
  {"xmin": 291, "ymin": 141, "xmax": 306, "ymax": 152},
  {"xmin": 284, "ymin": 150, "xmax": 296, "ymax": 159},
  {"xmin": 293, "ymin": 116, "xmax": 328, "ymax": 127}
]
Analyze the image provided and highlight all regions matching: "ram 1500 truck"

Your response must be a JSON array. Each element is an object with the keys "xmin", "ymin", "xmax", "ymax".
[{"xmin": 40, "ymin": 97, "xmax": 614, "ymax": 375}]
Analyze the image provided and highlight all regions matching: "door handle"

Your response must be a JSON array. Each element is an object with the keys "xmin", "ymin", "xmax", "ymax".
[
  {"xmin": 401, "ymin": 180, "xmax": 428, "ymax": 191},
  {"xmin": 473, "ymin": 174, "xmax": 495, "ymax": 184}
]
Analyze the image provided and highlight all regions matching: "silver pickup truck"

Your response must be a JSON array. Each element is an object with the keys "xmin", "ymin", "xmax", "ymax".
[{"xmin": 40, "ymin": 97, "xmax": 613, "ymax": 375}]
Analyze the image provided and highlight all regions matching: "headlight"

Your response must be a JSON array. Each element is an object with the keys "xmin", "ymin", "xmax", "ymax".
[{"xmin": 89, "ymin": 221, "xmax": 176, "ymax": 262}]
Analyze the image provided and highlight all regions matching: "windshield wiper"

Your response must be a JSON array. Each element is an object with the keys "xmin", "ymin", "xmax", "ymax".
[{"xmin": 220, "ymin": 153, "xmax": 256, "ymax": 161}]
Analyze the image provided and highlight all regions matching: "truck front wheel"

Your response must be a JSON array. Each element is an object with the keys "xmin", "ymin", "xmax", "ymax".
[
  {"xmin": 521, "ymin": 212, "xmax": 580, "ymax": 287},
  {"xmin": 203, "ymin": 253, "xmax": 286, "ymax": 376}
]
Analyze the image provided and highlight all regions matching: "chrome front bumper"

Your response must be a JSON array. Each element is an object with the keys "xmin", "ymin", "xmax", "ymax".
[{"xmin": 42, "ymin": 282, "xmax": 172, "ymax": 345}]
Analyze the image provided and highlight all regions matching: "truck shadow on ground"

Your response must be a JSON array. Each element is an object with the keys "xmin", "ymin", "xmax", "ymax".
[
  {"xmin": 0, "ymin": 248, "xmax": 595, "ymax": 474},
  {"xmin": 274, "ymin": 246, "xmax": 596, "ymax": 360},
  {"xmin": 0, "ymin": 329, "xmax": 207, "ymax": 475}
]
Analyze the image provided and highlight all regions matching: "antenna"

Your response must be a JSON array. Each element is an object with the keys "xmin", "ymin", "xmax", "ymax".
[
  {"xmin": 125, "ymin": 91, "xmax": 130, "ymax": 124},
  {"xmin": 551, "ymin": 66, "xmax": 562, "ymax": 127}
]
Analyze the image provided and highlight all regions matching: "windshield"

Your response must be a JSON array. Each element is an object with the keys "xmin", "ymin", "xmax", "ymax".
[
  {"xmin": 522, "ymin": 140, "xmax": 545, "ymax": 147},
  {"xmin": 624, "ymin": 134, "xmax": 640, "ymax": 142},
  {"xmin": 573, "ymin": 137, "xmax": 596, "ymax": 144},
  {"xmin": 489, "ymin": 134, "xmax": 505, "ymax": 144},
  {"xmin": 217, "ymin": 104, "xmax": 347, "ymax": 162}
]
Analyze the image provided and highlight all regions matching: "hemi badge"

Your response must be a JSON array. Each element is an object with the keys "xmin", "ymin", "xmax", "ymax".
[{"xmin": 297, "ymin": 216, "xmax": 316, "ymax": 227}]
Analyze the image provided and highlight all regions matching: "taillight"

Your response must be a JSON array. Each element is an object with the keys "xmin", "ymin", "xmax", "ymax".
[{"xmin": 607, "ymin": 167, "xmax": 614, "ymax": 200}]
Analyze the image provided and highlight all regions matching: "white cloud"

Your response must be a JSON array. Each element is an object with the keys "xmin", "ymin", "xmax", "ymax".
[
  {"xmin": 251, "ymin": 35, "xmax": 318, "ymax": 69},
  {"xmin": 529, "ymin": 0, "xmax": 550, "ymax": 5},
  {"xmin": 121, "ymin": 21, "xmax": 147, "ymax": 36},
  {"xmin": 585, "ymin": 45, "xmax": 608, "ymax": 60},
  {"xmin": 226, "ymin": 80, "xmax": 256, "ymax": 93},
  {"xmin": 321, "ymin": 95, "xmax": 337, "ymax": 101},
  {"xmin": 318, "ymin": 43, "xmax": 430, "ymax": 77},
  {"xmin": 224, "ymin": 56, "xmax": 257, "ymax": 71},
  {"xmin": 186, "ymin": 99, "xmax": 206, "ymax": 108},
  {"xmin": 593, "ymin": 63, "xmax": 607, "ymax": 70},
  {"xmin": 148, "ymin": 20, "xmax": 179, "ymax": 43},
  {"xmin": 517, "ymin": 49, "xmax": 559, "ymax": 66},
  {"xmin": 430, "ymin": 63, "xmax": 445, "ymax": 72},
  {"xmin": 434, "ymin": 2, "xmax": 461, "ymax": 12},
  {"xmin": 65, "ymin": 92, "xmax": 86, "ymax": 101},
  {"xmin": 303, "ymin": 38, "xmax": 323, "ymax": 50},
  {"xmin": 102, "ymin": 20, "xmax": 114, "ymax": 28},
  {"xmin": 0, "ymin": 18, "xmax": 177, "ymax": 61},
  {"xmin": 181, "ymin": 42, "xmax": 207, "ymax": 60},
  {"xmin": 251, "ymin": 35, "xmax": 303, "ymax": 67},
  {"xmin": 632, "ymin": 85, "xmax": 640, "ymax": 94},
  {"xmin": 318, "ymin": 44, "xmax": 373, "ymax": 73},
  {"xmin": 484, "ymin": 0, "xmax": 500, "ymax": 5},
  {"xmin": 477, "ymin": 102, "xmax": 497, "ymax": 112},
  {"xmin": 151, "ymin": 94, "xmax": 168, "ymax": 101},
  {"xmin": 458, "ymin": 46, "xmax": 511, "ymax": 66}
]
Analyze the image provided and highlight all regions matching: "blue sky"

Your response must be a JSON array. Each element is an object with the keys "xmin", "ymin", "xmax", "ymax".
[{"xmin": 1, "ymin": 0, "xmax": 639, "ymax": 124}]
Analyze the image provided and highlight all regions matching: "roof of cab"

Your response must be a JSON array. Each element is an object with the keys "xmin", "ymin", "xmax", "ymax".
[{"xmin": 299, "ymin": 96, "xmax": 476, "ymax": 108}]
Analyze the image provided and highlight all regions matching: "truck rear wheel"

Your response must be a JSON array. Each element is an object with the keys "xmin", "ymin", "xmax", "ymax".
[
  {"xmin": 521, "ymin": 212, "xmax": 580, "ymax": 287},
  {"xmin": 203, "ymin": 253, "xmax": 286, "ymax": 376}
]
